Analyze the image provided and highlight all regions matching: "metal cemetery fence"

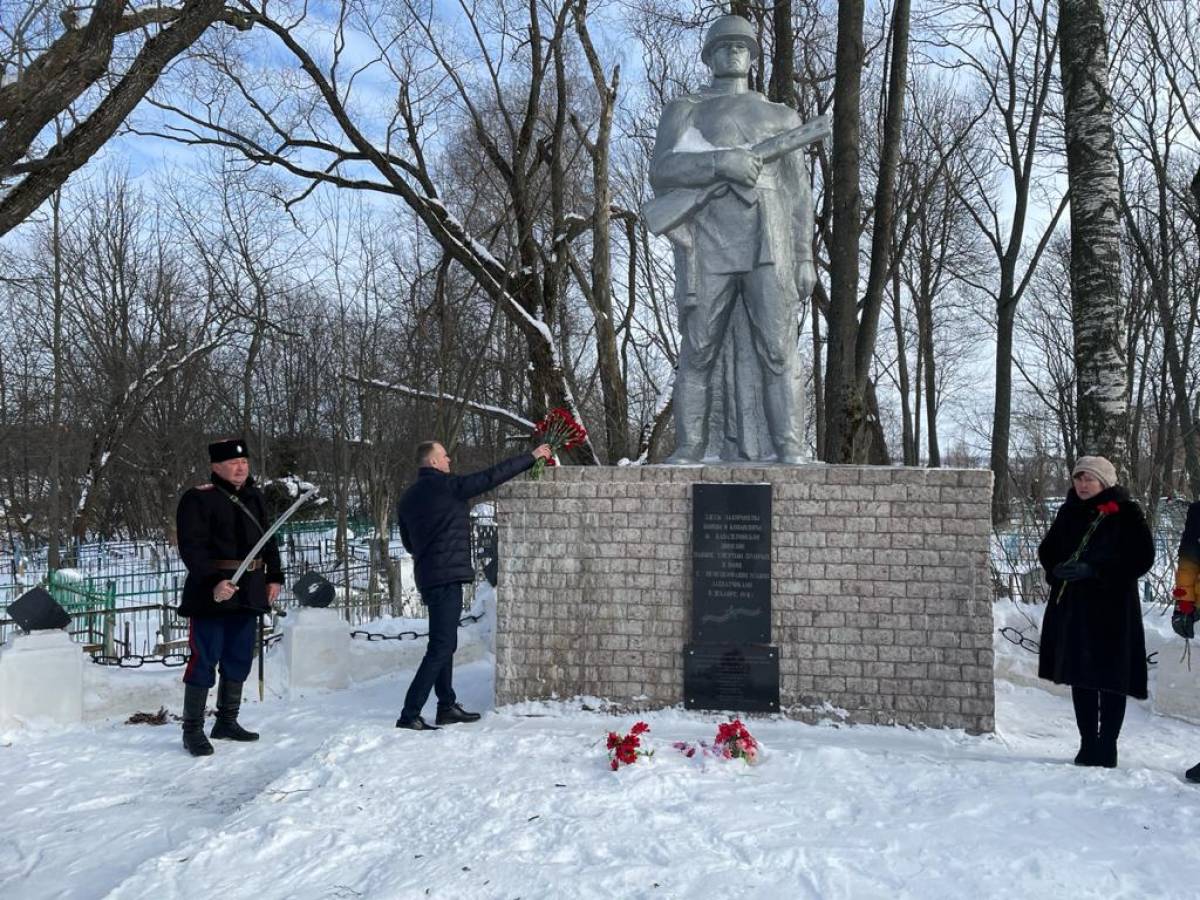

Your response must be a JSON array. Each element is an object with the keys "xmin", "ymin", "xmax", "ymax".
[{"xmin": 0, "ymin": 517, "xmax": 500, "ymax": 657}]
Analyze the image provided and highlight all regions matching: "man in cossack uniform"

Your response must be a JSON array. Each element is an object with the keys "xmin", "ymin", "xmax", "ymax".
[{"xmin": 175, "ymin": 438, "xmax": 284, "ymax": 756}]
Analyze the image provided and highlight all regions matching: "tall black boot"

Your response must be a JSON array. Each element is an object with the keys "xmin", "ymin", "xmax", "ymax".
[
  {"xmin": 1097, "ymin": 691, "xmax": 1126, "ymax": 769},
  {"xmin": 211, "ymin": 679, "xmax": 259, "ymax": 742},
  {"xmin": 1071, "ymin": 686, "xmax": 1100, "ymax": 766},
  {"xmin": 182, "ymin": 684, "xmax": 214, "ymax": 757}
]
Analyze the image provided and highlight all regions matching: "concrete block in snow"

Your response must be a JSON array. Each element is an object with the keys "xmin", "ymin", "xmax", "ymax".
[{"xmin": 0, "ymin": 629, "xmax": 85, "ymax": 726}]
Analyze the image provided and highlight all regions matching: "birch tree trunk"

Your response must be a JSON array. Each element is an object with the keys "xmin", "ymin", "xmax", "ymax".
[{"xmin": 1059, "ymin": 0, "xmax": 1128, "ymax": 465}]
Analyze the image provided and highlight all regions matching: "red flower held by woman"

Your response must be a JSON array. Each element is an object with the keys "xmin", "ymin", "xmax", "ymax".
[{"xmin": 1050, "ymin": 498, "xmax": 1120, "ymax": 605}]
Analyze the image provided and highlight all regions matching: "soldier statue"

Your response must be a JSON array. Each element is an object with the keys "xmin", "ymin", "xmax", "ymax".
[{"xmin": 645, "ymin": 15, "xmax": 828, "ymax": 463}]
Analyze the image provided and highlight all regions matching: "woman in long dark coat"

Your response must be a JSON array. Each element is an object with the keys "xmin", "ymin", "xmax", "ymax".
[{"xmin": 1038, "ymin": 455, "xmax": 1155, "ymax": 768}]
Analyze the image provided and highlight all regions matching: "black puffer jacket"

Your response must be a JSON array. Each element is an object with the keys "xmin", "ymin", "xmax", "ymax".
[
  {"xmin": 176, "ymin": 474, "xmax": 285, "ymax": 618},
  {"xmin": 1037, "ymin": 485, "xmax": 1154, "ymax": 699},
  {"xmin": 398, "ymin": 453, "xmax": 534, "ymax": 594}
]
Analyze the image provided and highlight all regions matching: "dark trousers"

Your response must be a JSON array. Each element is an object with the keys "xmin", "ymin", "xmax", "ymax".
[
  {"xmin": 183, "ymin": 614, "xmax": 257, "ymax": 688},
  {"xmin": 400, "ymin": 582, "xmax": 463, "ymax": 721}
]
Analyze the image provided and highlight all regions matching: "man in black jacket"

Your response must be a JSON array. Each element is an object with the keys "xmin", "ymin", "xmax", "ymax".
[
  {"xmin": 396, "ymin": 439, "xmax": 551, "ymax": 731},
  {"xmin": 176, "ymin": 438, "xmax": 285, "ymax": 756}
]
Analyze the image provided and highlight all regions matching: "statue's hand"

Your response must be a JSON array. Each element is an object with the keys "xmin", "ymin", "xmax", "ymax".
[{"xmin": 715, "ymin": 148, "xmax": 762, "ymax": 187}]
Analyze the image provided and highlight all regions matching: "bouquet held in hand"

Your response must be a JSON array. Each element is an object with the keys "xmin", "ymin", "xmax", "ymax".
[
  {"xmin": 530, "ymin": 407, "xmax": 587, "ymax": 480},
  {"xmin": 1050, "ymin": 500, "xmax": 1119, "ymax": 604}
]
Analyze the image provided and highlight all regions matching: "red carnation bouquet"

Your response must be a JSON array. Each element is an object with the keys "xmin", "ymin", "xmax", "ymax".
[
  {"xmin": 530, "ymin": 406, "xmax": 588, "ymax": 480},
  {"xmin": 606, "ymin": 721, "xmax": 652, "ymax": 770},
  {"xmin": 713, "ymin": 719, "xmax": 759, "ymax": 764},
  {"xmin": 673, "ymin": 718, "xmax": 761, "ymax": 765}
]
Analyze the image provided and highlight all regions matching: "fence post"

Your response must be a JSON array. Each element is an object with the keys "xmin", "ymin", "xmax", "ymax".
[{"xmin": 103, "ymin": 580, "xmax": 116, "ymax": 655}]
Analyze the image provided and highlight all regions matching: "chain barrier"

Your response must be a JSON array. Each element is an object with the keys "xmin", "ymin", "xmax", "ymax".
[
  {"xmin": 349, "ymin": 611, "xmax": 485, "ymax": 642},
  {"xmin": 999, "ymin": 625, "xmax": 1040, "ymax": 654},
  {"xmin": 999, "ymin": 625, "xmax": 1159, "ymax": 666},
  {"xmin": 89, "ymin": 612, "xmax": 486, "ymax": 665},
  {"xmin": 91, "ymin": 653, "xmax": 190, "ymax": 668}
]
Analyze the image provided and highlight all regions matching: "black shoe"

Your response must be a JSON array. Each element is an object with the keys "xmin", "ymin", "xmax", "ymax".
[
  {"xmin": 183, "ymin": 728, "xmax": 214, "ymax": 757},
  {"xmin": 1185, "ymin": 762, "xmax": 1200, "ymax": 783},
  {"xmin": 396, "ymin": 715, "xmax": 440, "ymax": 731},
  {"xmin": 211, "ymin": 719, "xmax": 260, "ymax": 741},
  {"xmin": 211, "ymin": 679, "xmax": 259, "ymax": 741},
  {"xmin": 435, "ymin": 703, "xmax": 482, "ymax": 725}
]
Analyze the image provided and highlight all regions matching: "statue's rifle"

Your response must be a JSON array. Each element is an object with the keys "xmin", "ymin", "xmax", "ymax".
[{"xmin": 641, "ymin": 114, "xmax": 831, "ymax": 237}]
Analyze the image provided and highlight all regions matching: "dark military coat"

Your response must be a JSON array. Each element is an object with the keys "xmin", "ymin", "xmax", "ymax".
[{"xmin": 176, "ymin": 474, "xmax": 284, "ymax": 618}]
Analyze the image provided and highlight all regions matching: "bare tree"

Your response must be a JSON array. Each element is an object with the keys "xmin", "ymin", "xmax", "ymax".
[
  {"xmin": 822, "ymin": 0, "xmax": 867, "ymax": 462},
  {"xmin": 0, "ymin": 0, "xmax": 249, "ymax": 235},
  {"xmin": 1059, "ymin": 0, "xmax": 1127, "ymax": 464},
  {"xmin": 918, "ymin": 0, "xmax": 1065, "ymax": 522},
  {"xmin": 137, "ymin": 0, "xmax": 654, "ymax": 461}
]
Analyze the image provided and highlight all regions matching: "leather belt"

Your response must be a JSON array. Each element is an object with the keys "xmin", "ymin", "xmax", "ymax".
[{"xmin": 212, "ymin": 558, "xmax": 262, "ymax": 571}]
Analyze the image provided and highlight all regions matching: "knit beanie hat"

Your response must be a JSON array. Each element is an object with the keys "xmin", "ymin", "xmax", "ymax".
[{"xmin": 1071, "ymin": 455, "xmax": 1117, "ymax": 489}]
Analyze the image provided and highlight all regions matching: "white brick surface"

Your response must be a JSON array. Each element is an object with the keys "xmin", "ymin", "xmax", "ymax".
[{"xmin": 495, "ymin": 464, "xmax": 995, "ymax": 732}]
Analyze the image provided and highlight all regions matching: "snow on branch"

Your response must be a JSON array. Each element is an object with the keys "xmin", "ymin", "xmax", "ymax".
[{"xmin": 350, "ymin": 377, "xmax": 536, "ymax": 432}]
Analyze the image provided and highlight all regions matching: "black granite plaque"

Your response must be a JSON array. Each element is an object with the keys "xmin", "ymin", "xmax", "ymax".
[
  {"xmin": 692, "ymin": 483, "xmax": 771, "ymax": 643},
  {"xmin": 683, "ymin": 643, "xmax": 780, "ymax": 712}
]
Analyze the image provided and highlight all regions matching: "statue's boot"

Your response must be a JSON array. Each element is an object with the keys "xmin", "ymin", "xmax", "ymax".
[
  {"xmin": 666, "ymin": 368, "xmax": 710, "ymax": 464},
  {"xmin": 764, "ymin": 370, "xmax": 805, "ymax": 464}
]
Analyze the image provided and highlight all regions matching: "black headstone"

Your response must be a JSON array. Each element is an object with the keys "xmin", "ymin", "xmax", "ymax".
[
  {"xmin": 293, "ymin": 572, "xmax": 335, "ymax": 608},
  {"xmin": 691, "ymin": 483, "xmax": 771, "ymax": 643},
  {"xmin": 683, "ymin": 643, "xmax": 780, "ymax": 712},
  {"xmin": 7, "ymin": 588, "xmax": 72, "ymax": 632}
]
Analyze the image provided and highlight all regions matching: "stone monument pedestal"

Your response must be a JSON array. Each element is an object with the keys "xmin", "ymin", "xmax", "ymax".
[
  {"xmin": 0, "ymin": 630, "xmax": 85, "ymax": 726},
  {"xmin": 495, "ymin": 464, "xmax": 995, "ymax": 732},
  {"xmin": 282, "ymin": 607, "xmax": 351, "ymax": 691}
]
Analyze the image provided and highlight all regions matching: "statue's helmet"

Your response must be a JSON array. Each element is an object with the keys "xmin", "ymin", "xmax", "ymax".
[{"xmin": 701, "ymin": 15, "xmax": 760, "ymax": 67}]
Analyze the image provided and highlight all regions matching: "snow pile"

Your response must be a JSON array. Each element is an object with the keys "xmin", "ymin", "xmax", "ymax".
[{"xmin": 1, "ymin": 592, "xmax": 1198, "ymax": 898}]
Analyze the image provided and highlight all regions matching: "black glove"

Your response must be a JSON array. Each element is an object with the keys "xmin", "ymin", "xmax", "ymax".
[
  {"xmin": 1173, "ymin": 608, "xmax": 1198, "ymax": 640},
  {"xmin": 1052, "ymin": 560, "xmax": 1095, "ymax": 582}
]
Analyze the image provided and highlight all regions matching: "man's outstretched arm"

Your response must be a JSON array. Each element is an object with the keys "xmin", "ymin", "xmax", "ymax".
[{"xmin": 453, "ymin": 444, "xmax": 552, "ymax": 500}]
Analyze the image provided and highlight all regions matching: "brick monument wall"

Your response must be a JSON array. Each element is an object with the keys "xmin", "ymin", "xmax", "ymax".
[{"xmin": 494, "ymin": 464, "xmax": 994, "ymax": 732}]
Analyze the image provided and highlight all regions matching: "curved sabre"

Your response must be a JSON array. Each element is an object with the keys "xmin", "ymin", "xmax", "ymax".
[{"xmin": 231, "ymin": 487, "xmax": 319, "ymax": 585}]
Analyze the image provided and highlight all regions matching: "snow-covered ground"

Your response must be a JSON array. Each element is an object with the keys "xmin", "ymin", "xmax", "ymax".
[{"xmin": 2, "ymin": 589, "xmax": 1198, "ymax": 899}]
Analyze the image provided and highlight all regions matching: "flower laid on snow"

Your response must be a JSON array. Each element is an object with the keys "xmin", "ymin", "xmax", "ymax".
[
  {"xmin": 530, "ymin": 407, "xmax": 588, "ymax": 480},
  {"xmin": 673, "ymin": 719, "xmax": 761, "ymax": 765},
  {"xmin": 713, "ymin": 719, "xmax": 759, "ymax": 764},
  {"xmin": 607, "ymin": 721, "xmax": 652, "ymax": 770}
]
